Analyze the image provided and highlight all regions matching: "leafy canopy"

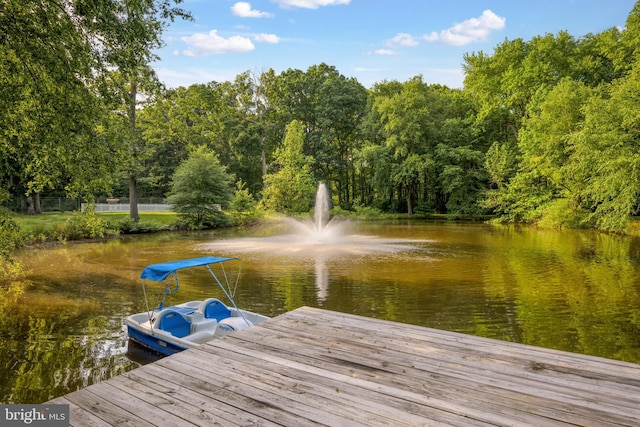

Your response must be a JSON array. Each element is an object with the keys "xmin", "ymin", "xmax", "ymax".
[
  {"xmin": 167, "ymin": 146, "xmax": 235, "ymax": 227},
  {"xmin": 262, "ymin": 120, "xmax": 317, "ymax": 213}
]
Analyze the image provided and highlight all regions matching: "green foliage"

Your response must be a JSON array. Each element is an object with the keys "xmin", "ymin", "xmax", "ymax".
[
  {"xmin": 167, "ymin": 145, "xmax": 235, "ymax": 229},
  {"xmin": 484, "ymin": 141, "xmax": 519, "ymax": 189},
  {"xmin": 137, "ymin": 82, "xmax": 234, "ymax": 196},
  {"xmin": 369, "ymin": 77, "xmax": 483, "ymax": 215},
  {"xmin": 116, "ymin": 217, "xmax": 172, "ymax": 234},
  {"xmin": 265, "ymin": 64, "xmax": 368, "ymax": 206},
  {"xmin": 16, "ymin": 212, "xmax": 176, "ymax": 243},
  {"xmin": 329, "ymin": 204, "xmax": 386, "ymax": 220},
  {"xmin": 22, "ymin": 207, "xmax": 120, "ymax": 243},
  {"xmin": 537, "ymin": 199, "xmax": 592, "ymax": 229},
  {"xmin": 436, "ymin": 144, "xmax": 488, "ymax": 216},
  {"xmin": 572, "ymin": 65, "xmax": 640, "ymax": 233},
  {"xmin": 231, "ymin": 180, "xmax": 257, "ymax": 212},
  {"xmin": 482, "ymin": 170, "xmax": 554, "ymax": 224},
  {"xmin": 0, "ymin": 209, "xmax": 23, "ymax": 263},
  {"xmin": 60, "ymin": 205, "xmax": 118, "ymax": 240},
  {"xmin": 470, "ymin": 5, "xmax": 640, "ymax": 232},
  {"xmin": 230, "ymin": 180, "xmax": 262, "ymax": 224},
  {"xmin": 0, "ymin": 187, "xmax": 24, "ymax": 266},
  {"xmin": 5, "ymin": 1, "xmax": 640, "ymax": 234},
  {"xmin": 262, "ymin": 120, "xmax": 317, "ymax": 213},
  {"xmin": 0, "ymin": 0, "xmax": 190, "ymax": 204},
  {"xmin": 173, "ymin": 210, "xmax": 230, "ymax": 230}
]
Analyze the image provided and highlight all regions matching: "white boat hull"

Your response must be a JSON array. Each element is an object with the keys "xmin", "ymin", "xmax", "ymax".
[{"xmin": 125, "ymin": 299, "xmax": 268, "ymax": 356}]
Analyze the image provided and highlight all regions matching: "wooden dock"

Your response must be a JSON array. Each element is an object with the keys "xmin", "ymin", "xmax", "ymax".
[{"xmin": 49, "ymin": 306, "xmax": 640, "ymax": 426}]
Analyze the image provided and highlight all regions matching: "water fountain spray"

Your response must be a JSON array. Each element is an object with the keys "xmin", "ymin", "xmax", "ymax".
[{"xmin": 313, "ymin": 182, "xmax": 331, "ymax": 234}]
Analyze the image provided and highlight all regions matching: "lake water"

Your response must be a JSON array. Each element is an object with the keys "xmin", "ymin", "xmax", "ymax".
[{"xmin": 2, "ymin": 220, "xmax": 640, "ymax": 403}]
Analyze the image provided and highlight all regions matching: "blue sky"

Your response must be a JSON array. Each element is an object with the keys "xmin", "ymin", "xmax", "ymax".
[{"xmin": 154, "ymin": 0, "xmax": 637, "ymax": 89}]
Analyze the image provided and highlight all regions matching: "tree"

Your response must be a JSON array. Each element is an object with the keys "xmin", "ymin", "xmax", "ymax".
[
  {"xmin": 480, "ymin": 79, "xmax": 594, "ymax": 227},
  {"xmin": 369, "ymin": 77, "xmax": 484, "ymax": 215},
  {"xmin": 266, "ymin": 64, "xmax": 367, "ymax": 205},
  {"xmin": 167, "ymin": 146, "xmax": 235, "ymax": 228},
  {"xmin": 230, "ymin": 179, "xmax": 259, "ymax": 223},
  {"xmin": 138, "ymin": 82, "xmax": 230, "ymax": 197},
  {"xmin": 0, "ymin": 1, "xmax": 116, "ymax": 203},
  {"xmin": 373, "ymin": 76, "xmax": 433, "ymax": 214},
  {"xmin": 574, "ymin": 62, "xmax": 640, "ymax": 232},
  {"xmin": 309, "ymin": 64, "xmax": 368, "ymax": 206},
  {"xmin": 262, "ymin": 120, "xmax": 316, "ymax": 213},
  {"xmin": 466, "ymin": 14, "xmax": 638, "ymax": 227},
  {"xmin": 484, "ymin": 141, "xmax": 519, "ymax": 190},
  {"xmin": 99, "ymin": 1, "xmax": 191, "ymax": 223},
  {"xmin": 0, "ymin": 1, "xmax": 190, "ymax": 217},
  {"xmin": 229, "ymin": 70, "xmax": 278, "ymax": 187}
]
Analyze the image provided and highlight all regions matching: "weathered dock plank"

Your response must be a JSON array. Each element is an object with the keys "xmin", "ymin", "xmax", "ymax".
[{"xmin": 49, "ymin": 306, "xmax": 640, "ymax": 426}]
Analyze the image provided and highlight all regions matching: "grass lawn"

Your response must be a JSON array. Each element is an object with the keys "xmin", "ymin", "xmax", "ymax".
[
  {"xmin": 12, "ymin": 212, "xmax": 75, "ymax": 233},
  {"xmin": 96, "ymin": 212, "xmax": 177, "ymax": 226},
  {"xmin": 13, "ymin": 212, "xmax": 177, "ymax": 233}
]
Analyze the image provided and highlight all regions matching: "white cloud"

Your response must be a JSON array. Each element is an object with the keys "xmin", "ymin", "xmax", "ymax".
[
  {"xmin": 255, "ymin": 33, "xmax": 280, "ymax": 44},
  {"xmin": 231, "ymin": 2, "xmax": 274, "ymax": 18},
  {"xmin": 422, "ymin": 32, "xmax": 439, "ymax": 43},
  {"xmin": 385, "ymin": 33, "xmax": 419, "ymax": 47},
  {"xmin": 374, "ymin": 49, "xmax": 396, "ymax": 56},
  {"xmin": 272, "ymin": 0, "xmax": 350, "ymax": 10},
  {"xmin": 423, "ymin": 10, "xmax": 505, "ymax": 46},
  {"xmin": 156, "ymin": 67, "xmax": 238, "ymax": 88},
  {"xmin": 180, "ymin": 30, "xmax": 255, "ymax": 56}
]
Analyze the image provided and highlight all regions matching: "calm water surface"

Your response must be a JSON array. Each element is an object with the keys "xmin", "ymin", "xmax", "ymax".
[{"xmin": 3, "ymin": 220, "xmax": 640, "ymax": 403}]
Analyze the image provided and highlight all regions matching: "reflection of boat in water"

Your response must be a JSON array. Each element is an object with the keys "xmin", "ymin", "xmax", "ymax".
[{"xmin": 124, "ymin": 256, "xmax": 269, "ymax": 357}]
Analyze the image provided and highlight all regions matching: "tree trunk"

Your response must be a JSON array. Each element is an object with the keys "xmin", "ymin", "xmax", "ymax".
[
  {"xmin": 261, "ymin": 144, "xmax": 267, "ymax": 180},
  {"xmin": 129, "ymin": 78, "xmax": 139, "ymax": 223},
  {"xmin": 34, "ymin": 193, "xmax": 42, "ymax": 214},
  {"xmin": 25, "ymin": 196, "xmax": 34, "ymax": 215},
  {"xmin": 129, "ymin": 173, "xmax": 139, "ymax": 222}
]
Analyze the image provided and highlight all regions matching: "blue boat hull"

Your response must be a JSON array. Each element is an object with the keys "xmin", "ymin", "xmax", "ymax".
[{"xmin": 127, "ymin": 325, "xmax": 187, "ymax": 357}]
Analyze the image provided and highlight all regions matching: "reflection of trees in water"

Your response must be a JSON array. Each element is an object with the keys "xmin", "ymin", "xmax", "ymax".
[
  {"xmin": 258, "ymin": 225, "xmax": 640, "ymax": 365},
  {"xmin": 0, "ymin": 301, "xmax": 136, "ymax": 403},
  {"xmin": 3, "ymin": 222, "xmax": 640, "ymax": 403},
  {"xmin": 481, "ymin": 227, "xmax": 640, "ymax": 363}
]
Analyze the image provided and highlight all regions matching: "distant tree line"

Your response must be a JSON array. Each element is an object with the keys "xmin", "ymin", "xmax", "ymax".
[{"xmin": 3, "ymin": 1, "xmax": 640, "ymax": 234}]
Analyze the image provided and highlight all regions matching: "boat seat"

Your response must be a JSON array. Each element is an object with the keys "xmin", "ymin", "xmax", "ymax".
[
  {"xmin": 157, "ymin": 309, "xmax": 192, "ymax": 338},
  {"xmin": 191, "ymin": 318, "xmax": 217, "ymax": 333},
  {"xmin": 199, "ymin": 298, "xmax": 231, "ymax": 321}
]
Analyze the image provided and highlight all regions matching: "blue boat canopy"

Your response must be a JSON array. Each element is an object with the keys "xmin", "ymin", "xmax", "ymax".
[{"xmin": 140, "ymin": 256, "xmax": 234, "ymax": 282}]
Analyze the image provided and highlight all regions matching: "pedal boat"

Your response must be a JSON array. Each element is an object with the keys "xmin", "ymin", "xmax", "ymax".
[{"xmin": 124, "ymin": 256, "xmax": 268, "ymax": 356}]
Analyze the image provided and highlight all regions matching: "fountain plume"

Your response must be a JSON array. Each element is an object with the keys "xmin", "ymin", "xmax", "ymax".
[
  {"xmin": 200, "ymin": 182, "xmax": 426, "ymax": 257},
  {"xmin": 314, "ymin": 182, "xmax": 331, "ymax": 234}
]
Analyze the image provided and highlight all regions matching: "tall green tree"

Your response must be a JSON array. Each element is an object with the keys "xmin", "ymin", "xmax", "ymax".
[
  {"xmin": 355, "ymin": 81, "xmax": 403, "ymax": 209},
  {"xmin": 308, "ymin": 64, "xmax": 368, "ymax": 206},
  {"xmin": 262, "ymin": 120, "xmax": 316, "ymax": 213},
  {"xmin": 373, "ymin": 76, "xmax": 433, "ymax": 214},
  {"xmin": 138, "ymin": 82, "xmax": 229, "ymax": 197},
  {"xmin": 100, "ymin": 1, "xmax": 190, "ymax": 222},
  {"xmin": 368, "ymin": 77, "xmax": 483, "ymax": 215},
  {"xmin": 483, "ymin": 79, "xmax": 593, "ymax": 226},
  {"xmin": 574, "ymin": 62, "xmax": 640, "ymax": 232},
  {"xmin": 167, "ymin": 146, "xmax": 234, "ymax": 228},
  {"xmin": 0, "ymin": 1, "xmax": 190, "ymax": 216},
  {"xmin": 266, "ymin": 64, "xmax": 367, "ymax": 205},
  {"xmin": 228, "ymin": 69, "xmax": 279, "ymax": 191},
  {"xmin": 466, "ymin": 10, "xmax": 638, "ymax": 228},
  {"xmin": 0, "ymin": 1, "xmax": 114, "ymax": 201}
]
